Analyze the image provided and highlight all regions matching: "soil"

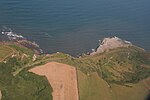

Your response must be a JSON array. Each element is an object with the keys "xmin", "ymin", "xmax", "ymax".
[{"xmin": 29, "ymin": 62, "xmax": 79, "ymax": 100}]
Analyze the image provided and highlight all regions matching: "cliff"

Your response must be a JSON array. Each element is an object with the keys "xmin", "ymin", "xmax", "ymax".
[{"xmin": 91, "ymin": 36, "xmax": 132, "ymax": 55}]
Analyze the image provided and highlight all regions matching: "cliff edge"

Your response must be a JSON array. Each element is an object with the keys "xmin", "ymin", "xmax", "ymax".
[{"xmin": 91, "ymin": 36, "xmax": 132, "ymax": 55}]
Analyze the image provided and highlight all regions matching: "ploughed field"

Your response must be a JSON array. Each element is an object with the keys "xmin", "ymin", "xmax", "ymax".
[
  {"xmin": 29, "ymin": 62, "xmax": 79, "ymax": 100},
  {"xmin": 0, "ymin": 40, "xmax": 150, "ymax": 100}
]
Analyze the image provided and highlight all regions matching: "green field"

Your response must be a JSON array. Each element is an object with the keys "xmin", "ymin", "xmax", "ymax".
[
  {"xmin": 40, "ymin": 47, "xmax": 150, "ymax": 84},
  {"xmin": 0, "ymin": 44, "xmax": 14, "ymax": 61},
  {"xmin": 78, "ymin": 70, "xmax": 149, "ymax": 100},
  {"xmin": 111, "ymin": 82, "xmax": 149, "ymax": 100},
  {"xmin": 0, "ymin": 43, "xmax": 150, "ymax": 100},
  {"xmin": 78, "ymin": 71, "xmax": 113, "ymax": 100}
]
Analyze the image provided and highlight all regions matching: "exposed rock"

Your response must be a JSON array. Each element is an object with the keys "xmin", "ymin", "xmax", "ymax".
[
  {"xmin": 17, "ymin": 40, "xmax": 43, "ymax": 54},
  {"xmin": 1, "ymin": 27, "xmax": 43, "ymax": 54},
  {"xmin": 91, "ymin": 36, "xmax": 132, "ymax": 55}
]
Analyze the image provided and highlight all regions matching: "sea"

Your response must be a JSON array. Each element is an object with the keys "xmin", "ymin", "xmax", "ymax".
[{"xmin": 0, "ymin": 0, "xmax": 150, "ymax": 56}]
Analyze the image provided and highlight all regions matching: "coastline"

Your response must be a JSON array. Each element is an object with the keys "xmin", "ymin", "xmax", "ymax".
[{"xmin": 0, "ymin": 40, "xmax": 42, "ymax": 55}]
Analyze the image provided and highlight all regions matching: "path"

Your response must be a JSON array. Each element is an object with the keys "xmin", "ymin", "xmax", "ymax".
[{"xmin": 0, "ymin": 45, "xmax": 15, "ymax": 62}]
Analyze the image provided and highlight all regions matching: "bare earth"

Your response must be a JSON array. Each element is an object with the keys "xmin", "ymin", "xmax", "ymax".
[
  {"xmin": 143, "ymin": 78, "xmax": 150, "ymax": 90},
  {"xmin": 0, "ymin": 90, "xmax": 2, "ymax": 100},
  {"xmin": 29, "ymin": 62, "xmax": 79, "ymax": 100}
]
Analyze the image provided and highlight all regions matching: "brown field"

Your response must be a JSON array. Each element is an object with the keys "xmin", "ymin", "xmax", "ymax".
[
  {"xmin": 0, "ymin": 90, "xmax": 2, "ymax": 100},
  {"xmin": 144, "ymin": 78, "xmax": 150, "ymax": 90},
  {"xmin": 29, "ymin": 62, "xmax": 79, "ymax": 100}
]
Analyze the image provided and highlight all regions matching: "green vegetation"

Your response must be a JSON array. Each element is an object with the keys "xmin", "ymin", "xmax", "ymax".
[
  {"xmin": 38, "ymin": 47, "xmax": 150, "ymax": 84},
  {"xmin": 78, "ymin": 71, "xmax": 113, "ymax": 100},
  {"xmin": 0, "ymin": 44, "xmax": 53, "ymax": 100},
  {"xmin": 78, "ymin": 70, "xmax": 149, "ymax": 100},
  {"xmin": 0, "ymin": 43, "xmax": 150, "ymax": 100},
  {"xmin": 8, "ymin": 44, "xmax": 34, "ymax": 56},
  {"xmin": 0, "ymin": 44, "xmax": 14, "ymax": 61}
]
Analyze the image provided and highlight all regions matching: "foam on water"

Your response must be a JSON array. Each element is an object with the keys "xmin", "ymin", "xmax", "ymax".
[
  {"xmin": 0, "ymin": 0, "xmax": 150, "ymax": 55},
  {"xmin": 1, "ymin": 26, "xmax": 25, "ymax": 40}
]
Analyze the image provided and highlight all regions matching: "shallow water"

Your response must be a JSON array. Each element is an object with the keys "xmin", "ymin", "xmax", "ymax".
[{"xmin": 0, "ymin": 0, "xmax": 150, "ymax": 55}]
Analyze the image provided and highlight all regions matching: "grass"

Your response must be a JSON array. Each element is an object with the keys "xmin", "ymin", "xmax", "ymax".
[
  {"xmin": 0, "ymin": 59, "xmax": 53, "ymax": 100},
  {"xmin": 0, "ymin": 44, "xmax": 53, "ymax": 100},
  {"xmin": 78, "ymin": 71, "xmax": 113, "ymax": 100},
  {"xmin": 8, "ymin": 44, "xmax": 34, "ymax": 56},
  {"xmin": 0, "ymin": 44, "xmax": 14, "ymax": 61},
  {"xmin": 0, "ymin": 43, "xmax": 150, "ymax": 100},
  {"xmin": 1, "ymin": 71, "xmax": 53, "ymax": 100},
  {"xmin": 41, "ymin": 47, "xmax": 150, "ymax": 84},
  {"xmin": 77, "ymin": 70, "xmax": 149, "ymax": 100},
  {"xmin": 111, "ymin": 81, "xmax": 149, "ymax": 100}
]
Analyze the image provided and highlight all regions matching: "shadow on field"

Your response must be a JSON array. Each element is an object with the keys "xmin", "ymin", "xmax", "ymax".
[{"xmin": 145, "ymin": 94, "xmax": 150, "ymax": 100}]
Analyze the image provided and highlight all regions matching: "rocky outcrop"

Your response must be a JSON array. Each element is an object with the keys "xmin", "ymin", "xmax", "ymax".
[
  {"xmin": 91, "ymin": 36, "xmax": 132, "ymax": 55},
  {"xmin": 17, "ymin": 40, "xmax": 43, "ymax": 54},
  {"xmin": 1, "ymin": 28, "xmax": 43, "ymax": 54}
]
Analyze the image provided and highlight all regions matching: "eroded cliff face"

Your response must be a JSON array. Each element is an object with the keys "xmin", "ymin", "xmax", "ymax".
[
  {"xmin": 91, "ymin": 36, "xmax": 132, "ymax": 55},
  {"xmin": 1, "ymin": 27, "xmax": 43, "ymax": 54},
  {"xmin": 17, "ymin": 40, "xmax": 43, "ymax": 54}
]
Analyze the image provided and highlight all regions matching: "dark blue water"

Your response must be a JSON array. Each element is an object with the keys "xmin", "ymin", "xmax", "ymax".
[{"xmin": 0, "ymin": 0, "xmax": 150, "ymax": 55}]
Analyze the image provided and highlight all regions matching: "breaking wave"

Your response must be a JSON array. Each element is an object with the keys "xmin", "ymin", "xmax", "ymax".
[
  {"xmin": 1, "ymin": 26, "xmax": 25, "ymax": 40},
  {"xmin": 0, "ymin": 26, "xmax": 43, "ymax": 54}
]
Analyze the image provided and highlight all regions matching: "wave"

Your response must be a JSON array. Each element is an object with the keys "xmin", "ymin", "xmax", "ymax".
[
  {"xmin": 1, "ymin": 26, "xmax": 25, "ymax": 40},
  {"xmin": 1, "ymin": 26, "xmax": 43, "ymax": 54}
]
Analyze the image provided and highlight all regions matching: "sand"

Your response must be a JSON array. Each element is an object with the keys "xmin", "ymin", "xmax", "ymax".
[{"xmin": 29, "ymin": 62, "xmax": 79, "ymax": 100}]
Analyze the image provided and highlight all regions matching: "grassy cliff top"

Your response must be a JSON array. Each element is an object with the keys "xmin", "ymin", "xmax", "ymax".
[
  {"xmin": 0, "ymin": 43, "xmax": 53, "ymax": 100},
  {"xmin": 44, "ymin": 46, "xmax": 150, "ymax": 84},
  {"xmin": 2, "ymin": 42, "xmax": 149, "ymax": 84},
  {"xmin": 0, "ymin": 40, "xmax": 150, "ymax": 100}
]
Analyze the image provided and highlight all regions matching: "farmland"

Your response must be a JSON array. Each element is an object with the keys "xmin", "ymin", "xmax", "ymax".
[
  {"xmin": 0, "ymin": 44, "xmax": 14, "ymax": 62},
  {"xmin": 0, "ymin": 42, "xmax": 150, "ymax": 100},
  {"xmin": 78, "ymin": 71, "xmax": 149, "ymax": 100}
]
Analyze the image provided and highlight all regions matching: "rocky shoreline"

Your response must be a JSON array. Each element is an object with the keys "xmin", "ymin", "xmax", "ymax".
[
  {"xmin": 91, "ymin": 36, "xmax": 133, "ymax": 55},
  {"xmin": 0, "ymin": 28, "xmax": 144, "ymax": 56},
  {"xmin": 0, "ymin": 29, "xmax": 43, "ymax": 54}
]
